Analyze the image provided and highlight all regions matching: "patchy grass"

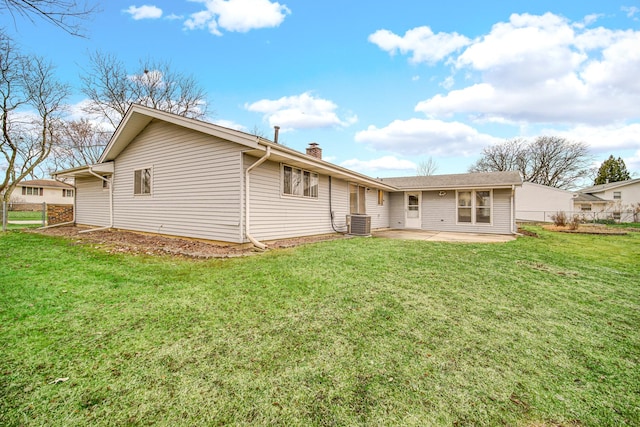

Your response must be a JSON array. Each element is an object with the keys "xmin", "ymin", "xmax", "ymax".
[{"xmin": 1, "ymin": 227, "xmax": 638, "ymax": 426}]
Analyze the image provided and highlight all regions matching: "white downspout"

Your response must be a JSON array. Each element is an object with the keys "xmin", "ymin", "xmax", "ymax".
[
  {"xmin": 510, "ymin": 184, "xmax": 517, "ymax": 235},
  {"xmin": 80, "ymin": 167, "xmax": 113, "ymax": 233},
  {"xmin": 245, "ymin": 146, "xmax": 271, "ymax": 249}
]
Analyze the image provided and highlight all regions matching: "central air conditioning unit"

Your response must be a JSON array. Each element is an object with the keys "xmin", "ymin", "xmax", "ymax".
[{"xmin": 346, "ymin": 214, "xmax": 371, "ymax": 236}]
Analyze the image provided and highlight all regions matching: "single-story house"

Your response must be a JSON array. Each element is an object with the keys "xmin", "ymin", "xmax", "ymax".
[
  {"xmin": 54, "ymin": 104, "xmax": 522, "ymax": 247},
  {"xmin": 12, "ymin": 179, "xmax": 75, "ymax": 205},
  {"xmin": 515, "ymin": 182, "xmax": 576, "ymax": 222},
  {"xmin": 515, "ymin": 178, "xmax": 640, "ymax": 223}
]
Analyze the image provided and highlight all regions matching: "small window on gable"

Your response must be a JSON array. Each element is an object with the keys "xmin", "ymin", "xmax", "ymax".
[
  {"xmin": 613, "ymin": 191, "xmax": 621, "ymax": 200},
  {"xmin": 134, "ymin": 168, "xmax": 152, "ymax": 195}
]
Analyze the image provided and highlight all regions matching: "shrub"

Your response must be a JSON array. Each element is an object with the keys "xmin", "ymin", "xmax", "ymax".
[
  {"xmin": 594, "ymin": 218, "xmax": 616, "ymax": 225},
  {"xmin": 550, "ymin": 211, "xmax": 567, "ymax": 227},
  {"xmin": 568, "ymin": 215, "xmax": 581, "ymax": 230}
]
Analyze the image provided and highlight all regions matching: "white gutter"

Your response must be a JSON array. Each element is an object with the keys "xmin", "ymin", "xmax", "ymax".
[
  {"xmin": 80, "ymin": 167, "xmax": 114, "ymax": 234},
  {"xmin": 245, "ymin": 146, "xmax": 271, "ymax": 249}
]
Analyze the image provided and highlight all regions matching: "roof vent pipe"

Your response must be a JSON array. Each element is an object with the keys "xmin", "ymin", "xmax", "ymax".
[{"xmin": 273, "ymin": 126, "xmax": 280, "ymax": 144}]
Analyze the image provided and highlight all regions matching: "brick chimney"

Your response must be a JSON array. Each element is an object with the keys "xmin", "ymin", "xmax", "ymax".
[{"xmin": 306, "ymin": 142, "xmax": 322, "ymax": 159}]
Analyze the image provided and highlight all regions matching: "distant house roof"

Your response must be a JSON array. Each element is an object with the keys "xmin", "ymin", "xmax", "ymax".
[
  {"xmin": 379, "ymin": 171, "xmax": 522, "ymax": 190},
  {"xmin": 573, "ymin": 193, "xmax": 606, "ymax": 203},
  {"xmin": 580, "ymin": 177, "xmax": 640, "ymax": 194},
  {"xmin": 17, "ymin": 179, "xmax": 73, "ymax": 189}
]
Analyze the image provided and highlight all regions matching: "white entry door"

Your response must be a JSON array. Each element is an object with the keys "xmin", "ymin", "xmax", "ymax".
[{"xmin": 405, "ymin": 192, "xmax": 421, "ymax": 229}]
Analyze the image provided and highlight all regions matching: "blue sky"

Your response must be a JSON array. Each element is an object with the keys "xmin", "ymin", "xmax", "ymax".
[{"xmin": 4, "ymin": 0, "xmax": 640, "ymax": 179}]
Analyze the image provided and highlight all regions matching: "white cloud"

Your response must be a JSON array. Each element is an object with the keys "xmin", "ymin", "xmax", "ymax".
[
  {"xmin": 124, "ymin": 5, "xmax": 163, "ymax": 20},
  {"xmin": 626, "ymin": 150, "xmax": 640, "ymax": 174},
  {"xmin": 213, "ymin": 119, "xmax": 247, "ymax": 131},
  {"xmin": 622, "ymin": 6, "xmax": 640, "ymax": 19},
  {"xmin": 184, "ymin": 0, "xmax": 290, "ymax": 36},
  {"xmin": 354, "ymin": 118, "xmax": 501, "ymax": 157},
  {"xmin": 245, "ymin": 92, "xmax": 357, "ymax": 130},
  {"xmin": 542, "ymin": 123, "xmax": 640, "ymax": 152},
  {"xmin": 340, "ymin": 156, "xmax": 417, "ymax": 174},
  {"xmin": 368, "ymin": 26, "xmax": 470, "ymax": 64},
  {"xmin": 409, "ymin": 13, "xmax": 640, "ymax": 126}
]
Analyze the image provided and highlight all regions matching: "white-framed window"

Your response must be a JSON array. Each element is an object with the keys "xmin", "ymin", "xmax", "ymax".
[
  {"xmin": 22, "ymin": 186, "xmax": 43, "ymax": 196},
  {"xmin": 62, "ymin": 189, "xmax": 74, "ymax": 197},
  {"xmin": 613, "ymin": 191, "xmax": 621, "ymax": 200},
  {"xmin": 457, "ymin": 190, "xmax": 492, "ymax": 224},
  {"xmin": 282, "ymin": 165, "xmax": 318, "ymax": 198},
  {"xmin": 580, "ymin": 204, "xmax": 592, "ymax": 212},
  {"xmin": 134, "ymin": 168, "xmax": 152, "ymax": 195},
  {"xmin": 613, "ymin": 212, "xmax": 621, "ymax": 220},
  {"xmin": 349, "ymin": 183, "xmax": 366, "ymax": 214}
]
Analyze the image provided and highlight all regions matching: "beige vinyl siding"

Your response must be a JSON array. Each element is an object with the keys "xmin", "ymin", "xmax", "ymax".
[
  {"xmin": 75, "ymin": 176, "xmax": 110, "ymax": 227},
  {"xmin": 112, "ymin": 121, "xmax": 244, "ymax": 243},
  {"xmin": 366, "ymin": 190, "xmax": 390, "ymax": 229},
  {"xmin": 387, "ymin": 188, "xmax": 514, "ymax": 234},
  {"xmin": 246, "ymin": 157, "xmax": 350, "ymax": 240},
  {"xmin": 389, "ymin": 192, "xmax": 405, "ymax": 229},
  {"xmin": 421, "ymin": 188, "xmax": 513, "ymax": 234}
]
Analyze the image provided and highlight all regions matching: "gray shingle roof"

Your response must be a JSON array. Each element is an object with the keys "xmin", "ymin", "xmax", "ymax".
[
  {"xmin": 18, "ymin": 179, "xmax": 73, "ymax": 189},
  {"xmin": 379, "ymin": 171, "xmax": 522, "ymax": 190},
  {"xmin": 573, "ymin": 193, "xmax": 606, "ymax": 202}
]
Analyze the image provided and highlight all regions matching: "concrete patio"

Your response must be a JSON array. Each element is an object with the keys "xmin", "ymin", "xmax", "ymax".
[{"xmin": 371, "ymin": 229, "xmax": 516, "ymax": 243}]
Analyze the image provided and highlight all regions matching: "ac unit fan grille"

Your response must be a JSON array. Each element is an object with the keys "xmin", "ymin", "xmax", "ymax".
[{"xmin": 348, "ymin": 214, "xmax": 371, "ymax": 236}]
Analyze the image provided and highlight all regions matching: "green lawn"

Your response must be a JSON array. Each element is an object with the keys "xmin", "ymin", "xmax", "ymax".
[
  {"xmin": 1, "ymin": 228, "xmax": 638, "ymax": 426},
  {"xmin": 6, "ymin": 211, "xmax": 45, "ymax": 221}
]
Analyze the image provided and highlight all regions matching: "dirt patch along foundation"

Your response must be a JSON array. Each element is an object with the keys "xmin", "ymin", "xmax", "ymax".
[{"xmin": 32, "ymin": 225, "xmax": 346, "ymax": 258}]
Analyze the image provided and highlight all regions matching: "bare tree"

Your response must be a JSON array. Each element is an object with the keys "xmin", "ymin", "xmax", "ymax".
[
  {"xmin": 48, "ymin": 118, "xmax": 110, "ymax": 171},
  {"xmin": 0, "ymin": 32, "xmax": 70, "ymax": 202},
  {"xmin": 469, "ymin": 136, "xmax": 592, "ymax": 189},
  {"xmin": 81, "ymin": 52, "xmax": 210, "ymax": 130},
  {"xmin": 416, "ymin": 157, "xmax": 438, "ymax": 176},
  {"xmin": 0, "ymin": 0, "xmax": 98, "ymax": 36}
]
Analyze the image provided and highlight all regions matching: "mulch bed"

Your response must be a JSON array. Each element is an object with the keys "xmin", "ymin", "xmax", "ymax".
[{"xmin": 31, "ymin": 226, "xmax": 347, "ymax": 259}]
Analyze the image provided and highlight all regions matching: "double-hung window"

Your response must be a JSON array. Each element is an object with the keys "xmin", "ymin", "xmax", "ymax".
[
  {"xmin": 62, "ymin": 189, "xmax": 74, "ymax": 197},
  {"xmin": 134, "ymin": 168, "xmax": 152, "ymax": 195},
  {"xmin": 457, "ymin": 190, "xmax": 492, "ymax": 224},
  {"xmin": 282, "ymin": 165, "xmax": 318, "ymax": 198}
]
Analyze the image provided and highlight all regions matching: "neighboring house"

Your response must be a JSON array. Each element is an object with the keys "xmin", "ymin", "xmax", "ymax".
[
  {"xmin": 54, "ymin": 104, "xmax": 522, "ymax": 247},
  {"xmin": 514, "ymin": 178, "xmax": 640, "ymax": 223},
  {"xmin": 12, "ymin": 179, "xmax": 75, "ymax": 205},
  {"xmin": 515, "ymin": 182, "xmax": 575, "ymax": 222},
  {"xmin": 576, "ymin": 178, "xmax": 640, "ymax": 222}
]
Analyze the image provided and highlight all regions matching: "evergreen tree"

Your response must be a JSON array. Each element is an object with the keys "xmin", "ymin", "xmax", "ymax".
[{"xmin": 594, "ymin": 155, "xmax": 631, "ymax": 185}]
